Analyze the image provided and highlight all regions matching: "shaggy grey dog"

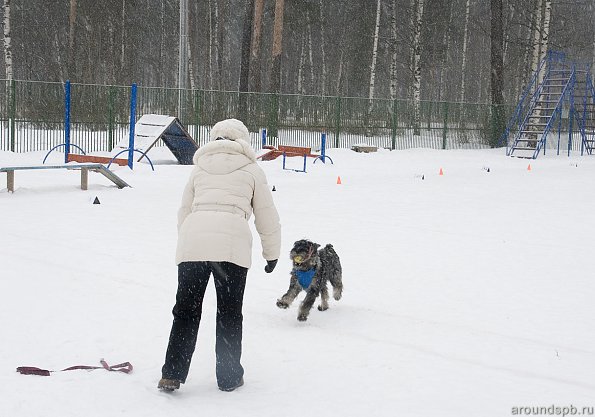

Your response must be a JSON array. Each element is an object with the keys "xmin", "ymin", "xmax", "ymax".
[{"xmin": 276, "ymin": 239, "xmax": 343, "ymax": 321}]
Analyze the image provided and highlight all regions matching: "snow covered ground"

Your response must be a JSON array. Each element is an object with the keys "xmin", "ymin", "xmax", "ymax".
[{"xmin": 1, "ymin": 146, "xmax": 594, "ymax": 417}]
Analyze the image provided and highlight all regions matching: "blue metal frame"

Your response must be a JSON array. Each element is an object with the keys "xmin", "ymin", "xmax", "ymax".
[
  {"xmin": 127, "ymin": 83, "xmax": 137, "ymax": 169},
  {"xmin": 64, "ymin": 80, "xmax": 71, "ymax": 163},
  {"xmin": 575, "ymin": 70, "xmax": 595, "ymax": 155},
  {"xmin": 313, "ymin": 133, "xmax": 334, "ymax": 164},
  {"xmin": 282, "ymin": 152, "xmax": 307, "ymax": 173},
  {"xmin": 107, "ymin": 148, "xmax": 154, "ymax": 171},
  {"xmin": 42, "ymin": 143, "xmax": 86, "ymax": 164}
]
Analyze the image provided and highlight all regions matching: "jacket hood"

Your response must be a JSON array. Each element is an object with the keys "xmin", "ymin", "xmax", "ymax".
[{"xmin": 193, "ymin": 136, "xmax": 257, "ymax": 174}]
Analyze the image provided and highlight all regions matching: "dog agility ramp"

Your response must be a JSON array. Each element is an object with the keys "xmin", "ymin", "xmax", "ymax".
[{"xmin": 118, "ymin": 114, "xmax": 198, "ymax": 165}]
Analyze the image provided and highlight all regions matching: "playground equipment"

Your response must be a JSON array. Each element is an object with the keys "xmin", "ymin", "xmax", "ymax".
[
  {"xmin": 43, "ymin": 82, "xmax": 198, "ymax": 170},
  {"xmin": 502, "ymin": 51, "xmax": 595, "ymax": 159},
  {"xmin": 43, "ymin": 82, "xmax": 153, "ymax": 170},
  {"xmin": 0, "ymin": 163, "xmax": 130, "ymax": 192},
  {"xmin": 258, "ymin": 131, "xmax": 334, "ymax": 173},
  {"xmin": 116, "ymin": 114, "xmax": 197, "ymax": 165}
]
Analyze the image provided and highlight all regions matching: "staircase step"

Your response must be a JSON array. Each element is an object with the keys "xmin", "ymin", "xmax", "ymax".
[{"xmin": 512, "ymin": 146, "xmax": 538, "ymax": 151}]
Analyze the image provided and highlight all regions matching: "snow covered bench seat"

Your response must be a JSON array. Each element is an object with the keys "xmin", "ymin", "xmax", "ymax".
[{"xmin": 0, "ymin": 163, "xmax": 130, "ymax": 192}]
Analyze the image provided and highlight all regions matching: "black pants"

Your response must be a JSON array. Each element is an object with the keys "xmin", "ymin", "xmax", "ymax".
[{"xmin": 162, "ymin": 261, "xmax": 247, "ymax": 389}]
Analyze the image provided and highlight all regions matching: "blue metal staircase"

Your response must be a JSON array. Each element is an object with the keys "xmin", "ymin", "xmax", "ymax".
[
  {"xmin": 574, "ymin": 71, "xmax": 595, "ymax": 155},
  {"xmin": 505, "ymin": 51, "xmax": 575, "ymax": 159},
  {"xmin": 502, "ymin": 51, "xmax": 595, "ymax": 159}
]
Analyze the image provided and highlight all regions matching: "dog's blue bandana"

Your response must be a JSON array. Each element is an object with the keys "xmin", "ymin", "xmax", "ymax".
[{"xmin": 296, "ymin": 268, "xmax": 316, "ymax": 289}]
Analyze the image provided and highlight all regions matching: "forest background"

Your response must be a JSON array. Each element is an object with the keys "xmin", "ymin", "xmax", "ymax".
[{"xmin": 3, "ymin": 0, "xmax": 594, "ymax": 107}]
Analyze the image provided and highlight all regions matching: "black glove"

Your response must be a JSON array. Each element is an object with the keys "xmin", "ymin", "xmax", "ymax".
[{"xmin": 264, "ymin": 259, "xmax": 278, "ymax": 273}]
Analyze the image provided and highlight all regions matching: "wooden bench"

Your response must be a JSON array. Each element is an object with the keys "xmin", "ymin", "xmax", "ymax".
[
  {"xmin": 259, "ymin": 145, "xmax": 317, "ymax": 161},
  {"xmin": 0, "ymin": 163, "xmax": 130, "ymax": 192}
]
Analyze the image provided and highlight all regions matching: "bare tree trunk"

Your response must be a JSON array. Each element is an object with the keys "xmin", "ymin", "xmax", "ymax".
[
  {"xmin": 213, "ymin": 0, "xmax": 222, "ymax": 91},
  {"xmin": 537, "ymin": 0, "xmax": 551, "ymax": 86},
  {"xmin": 412, "ymin": 0, "xmax": 425, "ymax": 136},
  {"xmin": 367, "ymin": 0, "xmax": 382, "ymax": 121},
  {"xmin": 239, "ymin": 0, "xmax": 254, "ymax": 93},
  {"xmin": 120, "ymin": 0, "xmax": 125, "ymax": 73},
  {"xmin": 318, "ymin": 0, "xmax": 327, "ymax": 96},
  {"xmin": 208, "ymin": 0, "xmax": 213, "ymax": 89},
  {"xmin": 186, "ymin": 7, "xmax": 195, "ymax": 91},
  {"xmin": 68, "ymin": 0, "xmax": 78, "ymax": 79},
  {"xmin": 490, "ymin": 0, "xmax": 505, "ymax": 147},
  {"xmin": 239, "ymin": 0, "xmax": 255, "ymax": 121},
  {"xmin": 269, "ymin": 0, "xmax": 285, "ymax": 141},
  {"xmin": 307, "ymin": 12, "xmax": 315, "ymax": 93},
  {"xmin": 159, "ymin": 0, "xmax": 165, "ymax": 87},
  {"xmin": 530, "ymin": 0, "xmax": 543, "ymax": 76},
  {"xmin": 389, "ymin": 0, "xmax": 398, "ymax": 100},
  {"xmin": 459, "ymin": 0, "xmax": 471, "ymax": 103},
  {"xmin": 336, "ymin": 47, "xmax": 344, "ymax": 96},
  {"xmin": 249, "ymin": 0, "xmax": 264, "ymax": 93},
  {"xmin": 407, "ymin": 0, "xmax": 416, "ymax": 100},
  {"xmin": 438, "ymin": 0, "xmax": 454, "ymax": 102},
  {"xmin": 270, "ymin": 0, "xmax": 285, "ymax": 94},
  {"xmin": 3, "ymin": 0, "xmax": 13, "ymax": 80},
  {"xmin": 297, "ymin": 36, "xmax": 305, "ymax": 95}
]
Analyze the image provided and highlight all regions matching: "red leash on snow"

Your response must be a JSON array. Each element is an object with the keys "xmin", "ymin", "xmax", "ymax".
[{"xmin": 17, "ymin": 359, "xmax": 133, "ymax": 376}]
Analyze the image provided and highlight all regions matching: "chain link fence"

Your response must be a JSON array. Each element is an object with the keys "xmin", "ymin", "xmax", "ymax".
[{"xmin": 1, "ymin": 79, "xmax": 507, "ymax": 154}]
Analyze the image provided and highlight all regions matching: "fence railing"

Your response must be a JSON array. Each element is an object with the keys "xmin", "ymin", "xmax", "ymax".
[{"xmin": 1, "ymin": 79, "xmax": 510, "ymax": 154}]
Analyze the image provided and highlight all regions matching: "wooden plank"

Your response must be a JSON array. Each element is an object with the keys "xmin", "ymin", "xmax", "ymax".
[
  {"xmin": 68, "ymin": 153, "xmax": 128, "ymax": 166},
  {"xmin": 81, "ymin": 167, "xmax": 89, "ymax": 190},
  {"xmin": 91, "ymin": 165, "xmax": 130, "ymax": 189},
  {"xmin": 7, "ymin": 170, "xmax": 14, "ymax": 192},
  {"xmin": 0, "ymin": 163, "xmax": 130, "ymax": 191}
]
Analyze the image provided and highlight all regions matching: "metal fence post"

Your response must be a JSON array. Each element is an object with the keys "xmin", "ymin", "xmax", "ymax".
[
  {"xmin": 108, "ymin": 86, "xmax": 115, "ymax": 151},
  {"xmin": 391, "ymin": 99, "xmax": 398, "ymax": 150},
  {"xmin": 128, "ymin": 83, "xmax": 137, "ymax": 169},
  {"xmin": 442, "ymin": 101, "xmax": 449, "ymax": 150},
  {"xmin": 64, "ymin": 80, "xmax": 71, "ymax": 162},
  {"xmin": 9, "ymin": 79, "xmax": 16, "ymax": 152},
  {"xmin": 334, "ymin": 96, "xmax": 341, "ymax": 148},
  {"xmin": 193, "ymin": 89, "xmax": 200, "ymax": 145}
]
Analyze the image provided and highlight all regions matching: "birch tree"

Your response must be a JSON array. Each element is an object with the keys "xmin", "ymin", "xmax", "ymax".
[
  {"xmin": 366, "ymin": 0, "xmax": 382, "ymax": 128},
  {"xmin": 3, "ymin": 0, "xmax": 13, "ymax": 80},
  {"xmin": 412, "ymin": 0, "xmax": 424, "ymax": 136},
  {"xmin": 438, "ymin": 0, "xmax": 454, "ymax": 102},
  {"xmin": 389, "ymin": 0, "xmax": 398, "ymax": 100},
  {"xmin": 318, "ymin": 0, "xmax": 327, "ymax": 96},
  {"xmin": 536, "ymin": 0, "xmax": 551, "ymax": 86},
  {"xmin": 459, "ymin": 0, "xmax": 471, "ymax": 103},
  {"xmin": 490, "ymin": 0, "xmax": 505, "ymax": 147},
  {"xmin": 68, "ymin": 0, "xmax": 77, "ymax": 79},
  {"xmin": 530, "ymin": 0, "xmax": 543, "ymax": 77}
]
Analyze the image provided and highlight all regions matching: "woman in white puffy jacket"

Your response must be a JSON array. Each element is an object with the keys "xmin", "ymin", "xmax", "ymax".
[{"xmin": 159, "ymin": 118, "xmax": 281, "ymax": 393}]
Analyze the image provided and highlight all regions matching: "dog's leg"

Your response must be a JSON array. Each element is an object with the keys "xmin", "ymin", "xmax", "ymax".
[
  {"xmin": 276, "ymin": 275, "xmax": 301, "ymax": 309},
  {"xmin": 330, "ymin": 272, "xmax": 343, "ymax": 301},
  {"xmin": 318, "ymin": 284, "xmax": 329, "ymax": 311},
  {"xmin": 297, "ymin": 289, "xmax": 318, "ymax": 321}
]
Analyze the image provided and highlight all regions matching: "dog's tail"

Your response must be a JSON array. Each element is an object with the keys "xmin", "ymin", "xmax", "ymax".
[{"xmin": 323, "ymin": 243, "xmax": 335, "ymax": 254}]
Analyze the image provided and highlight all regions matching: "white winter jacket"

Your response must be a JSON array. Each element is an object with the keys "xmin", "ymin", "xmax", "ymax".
[{"xmin": 175, "ymin": 125, "xmax": 281, "ymax": 269}]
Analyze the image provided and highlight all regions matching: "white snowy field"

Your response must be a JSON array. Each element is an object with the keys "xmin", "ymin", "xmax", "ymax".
[{"xmin": 1, "ymin": 146, "xmax": 594, "ymax": 417}]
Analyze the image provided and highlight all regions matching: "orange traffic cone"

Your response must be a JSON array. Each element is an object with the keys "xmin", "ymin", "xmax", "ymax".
[
  {"xmin": 336, "ymin": 176, "xmax": 342, "ymax": 184},
  {"xmin": 527, "ymin": 164, "xmax": 532, "ymax": 171},
  {"xmin": 439, "ymin": 168, "xmax": 444, "ymax": 176}
]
